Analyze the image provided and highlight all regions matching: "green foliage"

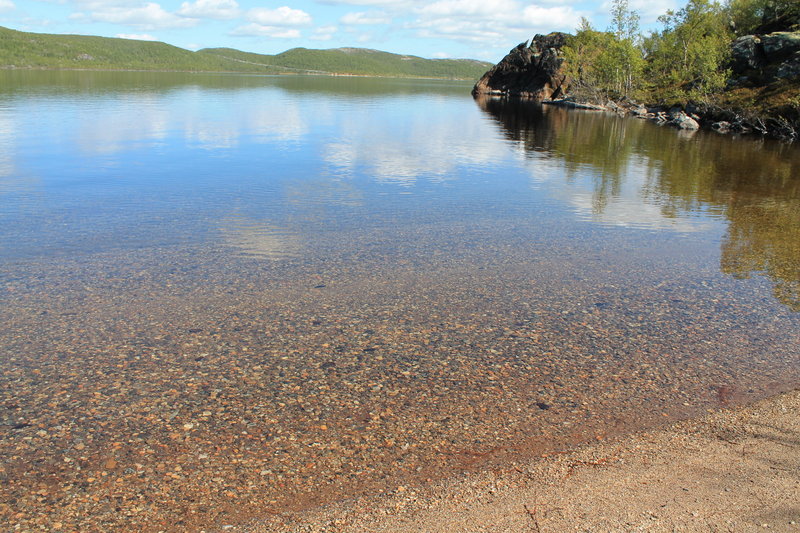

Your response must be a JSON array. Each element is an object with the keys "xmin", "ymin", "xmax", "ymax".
[
  {"xmin": 610, "ymin": 0, "xmax": 641, "ymax": 40},
  {"xmin": 726, "ymin": 0, "xmax": 800, "ymax": 35},
  {"xmin": 563, "ymin": 0, "xmax": 750, "ymax": 103},
  {"xmin": 563, "ymin": 2, "xmax": 645, "ymax": 98},
  {"xmin": 0, "ymin": 26, "xmax": 491, "ymax": 80},
  {"xmin": 643, "ymin": 0, "xmax": 732, "ymax": 99}
]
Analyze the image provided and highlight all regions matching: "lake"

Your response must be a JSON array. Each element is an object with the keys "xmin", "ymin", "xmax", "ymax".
[{"xmin": 1, "ymin": 71, "xmax": 799, "ymax": 531}]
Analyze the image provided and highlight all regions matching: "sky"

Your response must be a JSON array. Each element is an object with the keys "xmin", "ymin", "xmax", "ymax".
[{"xmin": 0, "ymin": 0, "xmax": 680, "ymax": 62}]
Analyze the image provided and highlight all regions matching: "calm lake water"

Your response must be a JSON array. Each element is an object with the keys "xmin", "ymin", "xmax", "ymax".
[{"xmin": 1, "ymin": 71, "xmax": 799, "ymax": 531}]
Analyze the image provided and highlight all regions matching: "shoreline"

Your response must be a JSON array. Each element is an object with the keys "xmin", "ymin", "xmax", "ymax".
[
  {"xmin": 244, "ymin": 388, "xmax": 800, "ymax": 532},
  {"xmin": 539, "ymin": 95, "xmax": 799, "ymax": 142},
  {"xmin": 0, "ymin": 65, "xmax": 480, "ymax": 82}
]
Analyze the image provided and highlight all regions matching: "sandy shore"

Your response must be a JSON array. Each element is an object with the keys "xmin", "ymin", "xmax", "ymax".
[{"xmin": 245, "ymin": 388, "xmax": 800, "ymax": 532}]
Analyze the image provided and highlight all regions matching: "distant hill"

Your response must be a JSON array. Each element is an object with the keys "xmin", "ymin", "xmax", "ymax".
[
  {"xmin": 0, "ymin": 26, "xmax": 491, "ymax": 80},
  {"xmin": 0, "ymin": 26, "xmax": 268, "ymax": 73},
  {"xmin": 199, "ymin": 47, "xmax": 493, "ymax": 79}
]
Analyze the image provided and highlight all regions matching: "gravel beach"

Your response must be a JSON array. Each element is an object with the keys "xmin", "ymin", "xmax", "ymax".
[{"xmin": 249, "ymin": 388, "xmax": 800, "ymax": 532}]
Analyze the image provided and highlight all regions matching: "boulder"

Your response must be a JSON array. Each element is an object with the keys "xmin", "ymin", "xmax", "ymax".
[
  {"xmin": 761, "ymin": 31, "xmax": 800, "ymax": 61},
  {"xmin": 776, "ymin": 51, "xmax": 800, "ymax": 79},
  {"xmin": 730, "ymin": 35, "xmax": 765, "ymax": 72},
  {"xmin": 472, "ymin": 32, "xmax": 570, "ymax": 101},
  {"xmin": 671, "ymin": 111, "xmax": 700, "ymax": 130},
  {"xmin": 729, "ymin": 31, "xmax": 800, "ymax": 83}
]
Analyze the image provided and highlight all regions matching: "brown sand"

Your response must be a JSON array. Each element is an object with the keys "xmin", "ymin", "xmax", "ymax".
[{"xmin": 246, "ymin": 388, "xmax": 800, "ymax": 532}]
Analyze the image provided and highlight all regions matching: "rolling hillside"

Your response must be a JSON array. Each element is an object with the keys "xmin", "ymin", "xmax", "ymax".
[
  {"xmin": 0, "ymin": 26, "xmax": 491, "ymax": 79},
  {"xmin": 0, "ymin": 26, "xmax": 270, "ymax": 73},
  {"xmin": 199, "ymin": 47, "xmax": 493, "ymax": 79}
]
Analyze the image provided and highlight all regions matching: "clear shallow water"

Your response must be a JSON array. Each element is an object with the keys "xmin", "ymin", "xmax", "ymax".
[{"xmin": 1, "ymin": 71, "xmax": 799, "ymax": 531}]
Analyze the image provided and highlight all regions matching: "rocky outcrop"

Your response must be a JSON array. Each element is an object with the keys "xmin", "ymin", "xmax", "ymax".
[
  {"xmin": 472, "ymin": 32, "xmax": 570, "ymax": 100},
  {"xmin": 473, "ymin": 29, "xmax": 798, "ymax": 141},
  {"xmin": 729, "ymin": 31, "xmax": 800, "ymax": 84}
]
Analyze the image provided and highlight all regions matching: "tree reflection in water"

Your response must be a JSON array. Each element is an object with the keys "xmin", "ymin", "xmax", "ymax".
[{"xmin": 476, "ymin": 95, "xmax": 800, "ymax": 311}]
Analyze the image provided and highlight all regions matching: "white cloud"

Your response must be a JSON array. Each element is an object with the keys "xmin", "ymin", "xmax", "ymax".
[
  {"xmin": 116, "ymin": 32, "xmax": 157, "ymax": 40},
  {"xmin": 432, "ymin": 51, "xmax": 450, "ymax": 58},
  {"xmin": 340, "ymin": 10, "xmax": 391, "ymax": 25},
  {"xmin": 231, "ymin": 6, "xmax": 312, "ymax": 38},
  {"xmin": 177, "ymin": 0, "xmax": 240, "ymax": 20},
  {"xmin": 412, "ymin": 0, "xmax": 582, "ymax": 46},
  {"xmin": 246, "ymin": 6, "xmax": 312, "ymax": 27},
  {"xmin": 230, "ymin": 23, "xmax": 301, "ymax": 38},
  {"xmin": 518, "ymin": 5, "xmax": 583, "ymax": 29},
  {"xmin": 72, "ymin": 2, "xmax": 197, "ymax": 30},
  {"xmin": 416, "ymin": 0, "xmax": 515, "ymax": 17},
  {"xmin": 626, "ymin": 0, "xmax": 678, "ymax": 22},
  {"xmin": 413, "ymin": 18, "xmax": 510, "ymax": 45},
  {"xmin": 318, "ymin": 0, "xmax": 411, "ymax": 5},
  {"xmin": 0, "ymin": 0, "xmax": 15, "ymax": 13},
  {"xmin": 310, "ymin": 24, "xmax": 337, "ymax": 41}
]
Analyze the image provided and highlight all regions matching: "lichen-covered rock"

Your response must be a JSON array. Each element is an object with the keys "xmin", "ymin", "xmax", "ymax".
[
  {"xmin": 761, "ymin": 31, "xmax": 800, "ymax": 61},
  {"xmin": 730, "ymin": 31, "xmax": 800, "ymax": 83},
  {"xmin": 731, "ymin": 35, "xmax": 765, "ymax": 71},
  {"xmin": 670, "ymin": 110, "xmax": 700, "ymax": 130},
  {"xmin": 776, "ymin": 51, "xmax": 800, "ymax": 78},
  {"xmin": 472, "ymin": 32, "xmax": 570, "ymax": 101}
]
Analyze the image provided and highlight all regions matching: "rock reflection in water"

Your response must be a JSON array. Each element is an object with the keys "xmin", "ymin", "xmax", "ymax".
[{"xmin": 476, "ymin": 96, "xmax": 800, "ymax": 311}]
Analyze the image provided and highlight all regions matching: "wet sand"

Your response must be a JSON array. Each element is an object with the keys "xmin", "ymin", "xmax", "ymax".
[{"xmin": 251, "ymin": 388, "xmax": 800, "ymax": 532}]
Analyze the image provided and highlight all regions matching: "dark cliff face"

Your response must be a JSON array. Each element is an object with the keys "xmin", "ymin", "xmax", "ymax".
[{"xmin": 472, "ymin": 32, "xmax": 570, "ymax": 100}]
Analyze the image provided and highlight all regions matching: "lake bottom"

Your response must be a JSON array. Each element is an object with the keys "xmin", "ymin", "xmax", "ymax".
[{"xmin": 2, "ymin": 217, "xmax": 798, "ymax": 531}]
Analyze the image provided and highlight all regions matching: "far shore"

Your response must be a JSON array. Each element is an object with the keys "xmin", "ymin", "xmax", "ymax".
[
  {"xmin": 0, "ymin": 65, "xmax": 480, "ymax": 82},
  {"xmin": 245, "ymin": 388, "xmax": 800, "ymax": 532}
]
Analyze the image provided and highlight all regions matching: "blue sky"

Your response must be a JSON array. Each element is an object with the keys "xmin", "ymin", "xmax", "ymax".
[{"xmin": 0, "ymin": 0, "xmax": 680, "ymax": 61}]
